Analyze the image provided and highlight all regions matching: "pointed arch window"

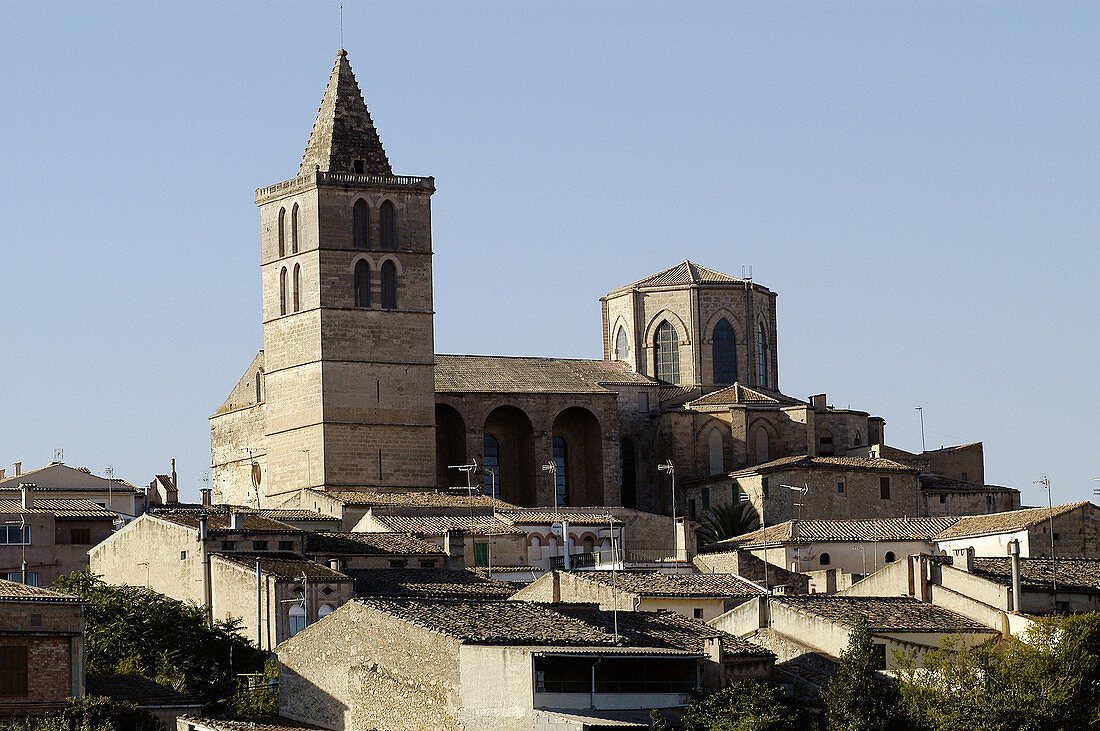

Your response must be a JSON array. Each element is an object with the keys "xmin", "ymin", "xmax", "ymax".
[
  {"xmin": 353, "ymin": 199, "xmax": 370, "ymax": 250},
  {"xmin": 292, "ymin": 264, "xmax": 301, "ymax": 313},
  {"xmin": 653, "ymin": 321, "xmax": 680, "ymax": 385},
  {"xmin": 483, "ymin": 435, "xmax": 500, "ymax": 500},
  {"xmin": 255, "ymin": 371, "xmax": 263, "ymax": 404},
  {"xmin": 552, "ymin": 436, "xmax": 569, "ymax": 507},
  {"xmin": 279, "ymin": 267, "xmax": 288, "ymax": 316},
  {"xmin": 755, "ymin": 429, "xmax": 769, "ymax": 464},
  {"xmin": 291, "ymin": 203, "xmax": 300, "ymax": 254},
  {"xmin": 756, "ymin": 322, "xmax": 769, "ymax": 388},
  {"xmin": 712, "ymin": 319, "xmax": 737, "ymax": 384},
  {"xmin": 354, "ymin": 260, "xmax": 371, "ymax": 308},
  {"xmin": 380, "ymin": 200, "xmax": 397, "ymax": 251},
  {"xmin": 381, "ymin": 260, "xmax": 397, "ymax": 310},
  {"xmin": 708, "ymin": 428, "xmax": 724, "ymax": 475},
  {"xmin": 277, "ymin": 208, "xmax": 286, "ymax": 258},
  {"xmin": 614, "ymin": 327, "xmax": 630, "ymax": 361}
]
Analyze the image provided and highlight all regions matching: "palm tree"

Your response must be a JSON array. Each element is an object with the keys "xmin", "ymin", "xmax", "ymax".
[{"xmin": 697, "ymin": 501, "xmax": 760, "ymax": 548}]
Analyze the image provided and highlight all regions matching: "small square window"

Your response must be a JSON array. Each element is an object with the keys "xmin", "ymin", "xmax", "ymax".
[
  {"xmin": 278, "ymin": 540, "xmax": 294, "ymax": 551},
  {"xmin": 321, "ymin": 586, "xmax": 334, "ymax": 596},
  {"xmin": 693, "ymin": 608, "xmax": 704, "ymax": 619},
  {"xmin": 29, "ymin": 614, "xmax": 42, "ymax": 628},
  {"xmin": 837, "ymin": 481, "xmax": 845, "ymax": 494},
  {"xmin": 180, "ymin": 550, "xmax": 187, "ymax": 560},
  {"xmin": 389, "ymin": 559, "xmax": 407, "ymax": 569},
  {"xmin": 940, "ymin": 494, "xmax": 946, "ymax": 504},
  {"xmin": 253, "ymin": 541, "xmax": 268, "ymax": 551},
  {"xmin": 221, "ymin": 540, "xmax": 237, "ymax": 551},
  {"xmin": 879, "ymin": 477, "xmax": 891, "ymax": 500},
  {"xmin": 961, "ymin": 472, "xmax": 968, "ymax": 483},
  {"xmin": 419, "ymin": 559, "xmax": 435, "ymax": 568},
  {"xmin": 70, "ymin": 528, "xmax": 91, "ymax": 545}
]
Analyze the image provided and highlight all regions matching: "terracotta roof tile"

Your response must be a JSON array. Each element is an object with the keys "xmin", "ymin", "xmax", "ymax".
[
  {"xmin": 918, "ymin": 474, "xmax": 1020, "ymax": 494},
  {"xmin": 689, "ymin": 384, "xmax": 806, "ymax": 408},
  {"xmin": 730, "ymin": 455, "xmax": 918, "ymax": 476},
  {"xmin": 934, "ymin": 502, "xmax": 1091, "ymax": 540},
  {"xmin": 0, "ymin": 579, "xmax": 81, "ymax": 602},
  {"xmin": 348, "ymin": 569, "xmax": 517, "ymax": 599},
  {"xmin": 501, "ymin": 509, "xmax": 620, "ymax": 526},
  {"xmin": 211, "ymin": 552, "xmax": 349, "ymax": 581},
  {"xmin": 314, "ymin": 488, "xmax": 516, "ymax": 509},
  {"xmin": 435, "ymin": 355, "xmax": 654, "ymax": 394},
  {"xmin": 86, "ymin": 674, "xmax": 200, "ymax": 707},
  {"xmin": 716, "ymin": 517, "xmax": 958, "ymax": 549},
  {"xmin": 571, "ymin": 571, "xmax": 764, "ymax": 598},
  {"xmin": 775, "ymin": 596, "xmax": 993, "ymax": 633},
  {"xmin": 970, "ymin": 557, "xmax": 1100, "ymax": 594},
  {"xmin": 607, "ymin": 261, "xmax": 749, "ymax": 294},
  {"xmin": 257, "ymin": 509, "xmax": 339, "ymax": 522},
  {"xmin": 306, "ymin": 531, "xmax": 444, "ymax": 556},
  {"xmin": 373, "ymin": 514, "xmax": 522, "ymax": 537},
  {"xmin": 0, "ymin": 498, "xmax": 117, "ymax": 519},
  {"xmin": 156, "ymin": 512, "xmax": 300, "ymax": 533},
  {"xmin": 178, "ymin": 716, "xmax": 325, "ymax": 731}
]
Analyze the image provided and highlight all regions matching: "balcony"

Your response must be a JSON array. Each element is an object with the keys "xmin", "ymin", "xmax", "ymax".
[
  {"xmin": 255, "ymin": 170, "xmax": 435, "ymax": 203},
  {"xmin": 547, "ymin": 549, "xmax": 690, "ymax": 571}
]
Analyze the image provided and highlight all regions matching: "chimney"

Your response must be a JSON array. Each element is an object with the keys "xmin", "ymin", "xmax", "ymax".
[
  {"xmin": 230, "ymin": 511, "xmax": 244, "ymax": 530},
  {"xmin": 551, "ymin": 570, "xmax": 562, "ymax": 602},
  {"xmin": 329, "ymin": 558, "xmax": 341, "ymax": 571},
  {"xmin": 810, "ymin": 394, "xmax": 827, "ymax": 411},
  {"xmin": 952, "ymin": 547, "xmax": 974, "ymax": 573},
  {"xmin": 171, "ymin": 459, "xmax": 177, "ymax": 488},
  {"xmin": 789, "ymin": 519, "xmax": 799, "ymax": 541},
  {"xmin": 0, "ymin": 469, "xmax": 6, "ymax": 479},
  {"xmin": 443, "ymin": 529, "xmax": 465, "ymax": 569},
  {"xmin": 20, "ymin": 483, "xmax": 35, "ymax": 510},
  {"xmin": 13, "ymin": 462, "xmax": 21, "ymax": 477},
  {"xmin": 198, "ymin": 515, "xmax": 209, "ymax": 540},
  {"xmin": 200, "ymin": 487, "xmax": 212, "ymax": 507},
  {"xmin": 1008, "ymin": 540, "xmax": 1021, "ymax": 612}
]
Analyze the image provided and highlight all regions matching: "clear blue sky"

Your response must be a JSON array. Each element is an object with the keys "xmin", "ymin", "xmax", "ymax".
[{"xmin": 1, "ymin": 3, "xmax": 1096, "ymax": 506}]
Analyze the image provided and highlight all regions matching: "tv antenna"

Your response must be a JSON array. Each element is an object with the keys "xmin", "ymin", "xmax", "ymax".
[{"xmin": 54, "ymin": 449, "xmax": 63, "ymax": 462}]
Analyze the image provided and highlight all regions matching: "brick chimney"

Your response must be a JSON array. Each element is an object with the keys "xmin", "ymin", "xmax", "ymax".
[
  {"xmin": 230, "ymin": 511, "xmax": 244, "ymax": 530},
  {"xmin": 20, "ymin": 483, "xmax": 35, "ymax": 510},
  {"xmin": 13, "ymin": 462, "xmax": 21, "ymax": 477},
  {"xmin": 200, "ymin": 487, "xmax": 212, "ymax": 507}
]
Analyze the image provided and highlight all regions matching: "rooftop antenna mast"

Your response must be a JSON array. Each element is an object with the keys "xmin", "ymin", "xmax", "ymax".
[
  {"xmin": 915, "ymin": 406, "xmax": 926, "ymax": 453},
  {"xmin": 339, "ymin": 4, "xmax": 344, "ymax": 49},
  {"xmin": 1033, "ymin": 475, "xmax": 1058, "ymax": 610},
  {"xmin": 105, "ymin": 465, "xmax": 115, "ymax": 524}
]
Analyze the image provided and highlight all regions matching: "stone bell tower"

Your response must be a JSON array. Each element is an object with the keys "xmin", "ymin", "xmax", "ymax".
[{"xmin": 255, "ymin": 50, "xmax": 436, "ymax": 498}]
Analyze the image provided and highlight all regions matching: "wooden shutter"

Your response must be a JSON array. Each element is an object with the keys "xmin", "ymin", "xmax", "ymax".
[{"xmin": 0, "ymin": 646, "xmax": 29, "ymax": 696}]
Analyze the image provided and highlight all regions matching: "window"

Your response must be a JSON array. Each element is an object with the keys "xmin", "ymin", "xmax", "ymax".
[
  {"xmin": 1, "ymin": 526, "xmax": 30, "ymax": 545},
  {"xmin": 653, "ymin": 320, "xmax": 680, "ymax": 384},
  {"xmin": 638, "ymin": 392, "xmax": 649, "ymax": 412},
  {"xmin": 29, "ymin": 614, "xmax": 41, "ymax": 628},
  {"xmin": 419, "ymin": 559, "xmax": 436, "ymax": 568},
  {"xmin": 380, "ymin": 260, "xmax": 397, "ymax": 310},
  {"xmin": 853, "ymin": 431, "xmax": 862, "ymax": 447},
  {"xmin": 702, "ymin": 487, "xmax": 710, "ymax": 511},
  {"xmin": 277, "ymin": 208, "xmax": 286, "ymax": 257},
  {"xmin": 474, "ymin": 542, "xmax": 490, "ymax": 567},
  {"xmin": 819, "ymin": 433, "xmax": 834, "ymax": 456},
  {"xmin": 253, "ymin": 540, "xmax": 268, "ymax": 551},
  {"xmin": 961, "ymin": 472, "xmax": 968, "ymax": 483},
  {"xmin": 708, "ymin": 428, "xmax": 724, "ymax": 475},
  {"xmin": 5, "ymin": 573, "xmax": 37, "ymax": 586},
  {"xmin": 837, "ymin": 480, "xmax": 845, "ymax": 494},
  {"xmin": 288, "ymin": 605, "xmax": 306, "ymax": 637},
  {"xmin": 693, "ymin": 608, "xmax": 704, "ymax": 619},
  {"xmin": 379, "ymin": 200, "xmax": 396, "ymax": 250},
  {"xmin": 279, "ymin": 267, "xmax": 288, "ymax": 316},
  {"xmin": 180, "ymin": 550, "xmax": 187, "ymax": 560},
  {"xmin": 756, "ymin": 322, "xmax": 769, "ymax": 388},
  {"xmin": 221, "ymin": 540, "xmax": 237, "ymax": 551},
  {"xmin": 553, "ymin": 436, "xmax": 569, "ymax": 506},
  {"xmin": 354, "ymin": 260, "xmax": 371, "ymax": 308},
  {"xmin": 884, "ymin": 551, "xmax": 896, "ymax": 563},
  {"xmin": 483, "ymin": 435, "xmax": 500, "ymax": 499},
  {"xmin": 986, "ymin": 494, "xmax": 993, "ymax": 511},
  {"xmin": 389, "ymin": 559, "xmax": 407, "ymax": 568},
  {"xmin": 278, "ymin": 540, "xmax": 294, "ymax": 551},
  {"xmin": 0, "ymin": 646, "xmax": 28, "ymax": 697},
  {"xmin": 70, "ymin": 528, "xmax": 91, "ymax": 544},
  {"xmin": 255, "ymin": 371, "xmax": 263, "ymax": 403},
  {"xmin": 318, "ymin": 604, "xmax": 335, "ymax": 619},
  {"xmin": 712, "ymin": 319, "xmax": 737, "ymax": 383},
  {"xmin": 352, "ymin": 199, "xmax": 370, "ymax": 249},
  {"xmin": 582, "ymin": 536, "xmax": 595, "ymax": 554},
  {"xmin": 819, "ymin": 553, "xmax": 831, "ymax": 566},
  {"xmin": 939, "ymin": 494, "xmax": 946, "ymax": 504},
  {"xmin": 879, "ymin": 477, "xmax": 891, "ymax": 500},
  {"xmin": 754, "ymin": 430, "xmax": 769, "ymax": 464},
  {"xmin": 291, "ymin": 203, "xmax": 300, "ymax": 254},
  {"xmin": 292, "ymin": 264, "xmax": 301, "ymax": 312},
  {"xmin": 614, "ymin": 327, "xmax": 630, "ymax": 361}
]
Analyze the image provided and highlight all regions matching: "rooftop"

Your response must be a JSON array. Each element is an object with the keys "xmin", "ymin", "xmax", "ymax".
[
  {"xmin": 918, "ymin": 474, "xmax": 1019, "ymax": 494},
  {"xmin": 371, "ymin": 513, "xmax": 522, "ymax": 537},
  {"xmin": 309, "ymin": 488, "xmax": 516, "ymax": 510},
  {"xmin": 257, "ymin": 509, "xmax": 340, "ymax": 523},
  {"xmin": 500, "ymin": 509, "xmax": 620, "ymax": 526},
  {"xmin": 348, "ymin": 568, "xmax": 517, "ymax": 599},
  {"xmin": 155, "ymin": 512, "xmax": 301, "ymax": 534},
  {"xmin": 970, "ymin": 557, "xmax": 1100, "ymax": 594},
  {"xmin": 0, "ymin": 497, "xmax": 117, "ymax": 519},
  {"xmin": 606, "ymin": 261, "xmax": 759, "ymax": 295},
  {"xmin": 934, "ymin": 502, "xmax": 1091, "ymax": 540},
  {"xmin": 572, "ymin": 570, "xmax": 764, "ymax": 598},
  {"xmin": 0, "ymin": 579, "xmax": 81, "ymax": 603},
  {"xmin": 775, "ymin": 595, "xmax": 994, "ymax": 633},
  {"xmin": 715, "ymin": 517, "xmax": 959, "ymax": 550},
  {"xmin": 86, "ymin": 674, "xmax": 200, "ymax": 708},
  {"xmin": 178, "ymin": 716, "xmax": 326, "ymax": 731},
  {"xmin": 688, "ymin": 383, "xmax": 807, "ymax": 408},
  {"xmin": 212, "ymin": 552, "xmax": 349, "ymax": 581},
  {"xmin": 306, "ymin": 531, "xmax": 444, "ymax": 556},
  {"xmin": 0, "ymin": 462, "xmax": 140, "ymax": 493},
  {"xmin": 730, "ymin": 455, "xmax": 917, "ymax": 476},
  {"xmin": 435, "ymin": 354, "xmax": 654, "ymax": 394}
]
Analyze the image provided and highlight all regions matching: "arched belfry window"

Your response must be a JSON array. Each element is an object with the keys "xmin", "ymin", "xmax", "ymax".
[
  {"xmin": 756, "ymin": 322, "xmax": 769, "ymax": 388},
  {"xmin": 354, "ymin": 260, "xmax": 371, "ymax": 308},
  {"xmin": 291, "ymin": 203, "xmax": 300, "ymax": 254},
  {"xmin": 708, "ymin": 428, "xmax": 724, "ymax": 475},
  {"xmin": 380, "ymin": 200, "xmax": 396, "ymax": 251},
  {"xmin": 614, "ymin": 327, "xmax": 630, "ymax": 361},
  {"xmin": 277, "ymin": 208, "xmax": 286, "ymax": 258},
  {"xmin": 653, "ymin": 321, "xmax": 680, "ymax": 385},
  {"xmin": 552, "ymin": 436, "xmax": 568, "ymax": 506},
  {"xmin": 712, "ymin": 319, "xmax": 737, "ymax": 384},
  {"xmin": 292, "ymin": 264, "xmax": 301, "ymax": 312},
  {"xmin": 353, "ymin": 199, "xmax": 370, "ymax": 250},
  {"xmin": 381, "ymin": 260, "xmax": 397, "ymax": 310},
  {"xmin": 279, "ymin": 267, "xmax": 288, "ymax": 316}
]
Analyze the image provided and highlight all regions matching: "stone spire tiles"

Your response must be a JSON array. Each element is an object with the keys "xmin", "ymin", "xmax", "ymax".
[{"xmin": 299, "ymin": 49, "xmax": 392, "ymax": 176}]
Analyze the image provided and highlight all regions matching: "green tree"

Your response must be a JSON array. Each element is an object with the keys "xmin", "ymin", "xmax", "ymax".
[
  {"xmin": 53, "ymin": 570, "xmax": 266, "ymax": 707},
  {"xmin": 822, "ymin": 618, "xmax": 908, "ymax": 731},
  {"xmin": 1, "ymin": 696, "xmax": 164, "ymax": 731},
  {"xmin": 898, "ymin": 612, "xmax": 1100, "ymax": 731},
  {"xmin": 698, "ymin": 501, "xmax": 761, "ymax": 546},
  {"xmin": 670, "ymin": 681, "xmax": 808, "ymax": 731}
]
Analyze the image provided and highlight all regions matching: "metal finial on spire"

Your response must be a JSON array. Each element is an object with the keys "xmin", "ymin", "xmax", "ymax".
[{"xmin": 340, "ymin": 4, "xmax": 343, "ymax": 50}]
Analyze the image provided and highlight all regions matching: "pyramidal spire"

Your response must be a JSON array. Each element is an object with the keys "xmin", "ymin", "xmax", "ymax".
[{"xmin": 299, "ymin": 49, "xmax": 393, "ymax": 176}]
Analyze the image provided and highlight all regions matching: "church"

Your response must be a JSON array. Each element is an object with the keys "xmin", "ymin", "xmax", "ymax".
[{"xmin": 210, "ymin": 50, "xmax": 1015, "ymax": 523}]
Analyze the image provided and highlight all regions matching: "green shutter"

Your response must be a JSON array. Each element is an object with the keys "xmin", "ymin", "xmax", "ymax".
[{"xmin": 474, "ymin": 542, "xmax": 489, "ymax": 567}]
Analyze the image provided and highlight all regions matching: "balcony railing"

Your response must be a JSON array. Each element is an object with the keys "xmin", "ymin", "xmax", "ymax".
[
  {"xmin": 255, "ymin": 171, "xmax": 435, "ymax": 202},
  {"xmin": 547, "ymin": 548, "xmax": 690, "ymax": 570}
]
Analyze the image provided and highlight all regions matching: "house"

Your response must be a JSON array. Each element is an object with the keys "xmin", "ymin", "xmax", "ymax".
[
  {"xmin": 918, "ymin": 473, "xmax": 1021, "ymax": 516},
  {"xmin": 711, "ymin": 594, "xmax": 998, "ymax": 671},
  {"xmin": 86, "ymin": 674, "xmax": 201, "ymax": 728},
  {"xmin": 0, "ymin": 462, "xmax": 143, "ymax": 519},
  {"xmin": 932, "ymin": 502, "xmax": 1100, "ymax": 559},
  {"xmin": 90, "ymin": 510, "xmax": 353, "ymax": 649},
  {"xmin": 346, "ymin": 568, "xmax": 518, "ymax": 599},
  {"xmin": 512, "ymin": 570, "xmax": 765, "ymax": 622},
  {"xmin": 0, "ymin": 579, "xmax": 84, "ymax": 716},
  {"xmin": 692, "ymin": 549, "xmax": 810, "ymax": 594},
  {"xmin": 276, "ymin": 597, "xmax": 774, "ymax": 730},
  {"xmin": 0, "ymin": 486, "xmax": 117, "ymax": 586},
  {"xmin": 303, "ymin": 531, "xmax": 447, "ymax": 570}
]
